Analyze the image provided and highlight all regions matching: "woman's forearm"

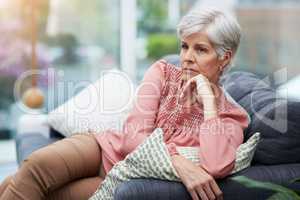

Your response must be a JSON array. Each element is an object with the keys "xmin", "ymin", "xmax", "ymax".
[
  {"xmin": 194, "ymin": 74, "xmax": 218, "ymax": 120},
  {"xmin": 202, "ymin": 96, "xmax": 217, "ymax": 120}
]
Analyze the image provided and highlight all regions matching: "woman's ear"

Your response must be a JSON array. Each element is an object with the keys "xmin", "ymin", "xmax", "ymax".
[{"xmin": 220, "ymin": 51, "xmax": 232, "ymax": 69}]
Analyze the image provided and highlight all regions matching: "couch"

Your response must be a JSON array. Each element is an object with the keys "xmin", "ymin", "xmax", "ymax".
[{"xmin": 15, "ymin": 56, "xmax": 300, "ymax": 199}]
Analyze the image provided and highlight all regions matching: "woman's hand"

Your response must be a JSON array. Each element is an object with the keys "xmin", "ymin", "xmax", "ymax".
[
  {"xmin": 171, "ymin": 155, "xmax": 223, "ymax": 200},
  {"xmin": 180, "ymin": 74, "xmax": 218, "ymax": 120},
  {"xmin": 181, "ymin": 74, "xmax": 215, "ymax": 102}
]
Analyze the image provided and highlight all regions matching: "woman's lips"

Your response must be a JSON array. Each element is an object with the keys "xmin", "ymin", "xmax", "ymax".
[{"xmin": 182, "ymin": 68, "xmax": 198, "ymax": 74}]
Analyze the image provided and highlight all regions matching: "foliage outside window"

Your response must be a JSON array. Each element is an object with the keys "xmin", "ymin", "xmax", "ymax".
[{"xmin": 146, "ymin": 33, "xmax": 179, "ymax": 61}]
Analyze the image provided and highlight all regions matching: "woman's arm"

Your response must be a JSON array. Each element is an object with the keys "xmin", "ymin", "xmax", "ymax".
[
  {"xmin": 171, "ymin": 154, "xmax": 223, "ymax": 200},
  {"xmin": 171, "ymin": 75, "xmax": 225, "ymax": 200},
  {"xmin": 108, "ymin": 60, "xmax": 166, "ymax": 157},
  {"xmin": 171, "ymin": 75, "xmax": 248, "ymax": 200},
  {"xmin": 180, "ymin": 74, "xmax": 249, "ymax": 178},
  {"xmin": 196, "ymin": 75, "xmax": 249, "ymax": 178},
  {"xmin": 198, "ymin": 104, "xmax": 249, "ymax": 178}
]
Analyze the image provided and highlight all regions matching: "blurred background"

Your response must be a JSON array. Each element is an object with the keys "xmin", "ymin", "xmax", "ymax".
[{"xmin": 0, "ymin": 0, "xmax": 300, "ymax": 181}]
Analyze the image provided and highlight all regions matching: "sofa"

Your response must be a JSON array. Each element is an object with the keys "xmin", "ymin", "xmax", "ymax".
[{"xmin": 15, "ymin": 56, "xmax": 300, "ymax": 199}]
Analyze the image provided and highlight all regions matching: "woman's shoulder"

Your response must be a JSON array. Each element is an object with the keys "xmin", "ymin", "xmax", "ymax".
[{"xmin": 151, "ymin": 59, "xmax": 182, "ymax": 82}]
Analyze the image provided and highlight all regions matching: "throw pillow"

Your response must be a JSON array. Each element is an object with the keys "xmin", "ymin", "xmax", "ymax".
[
  {"xmin": 48, "ymin": 69, "xmax": 135, "ymax": 137},
  {"xmin": 89, "ymin": 129, "xmax": 260, "ymax": 200}
]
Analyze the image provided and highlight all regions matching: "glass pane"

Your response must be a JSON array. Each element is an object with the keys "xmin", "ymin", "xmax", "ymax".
[
  {"xmin": 46, "ymin": 0, "xmax": 120, "ymax": 108},
  {"xmin": 180, "ymin": 0, "xmax": 198, "ymax": 14},
  {"xmin": 135, "ymin": 0, "xmax": 197, "ymax": 81},
  {"xmin": 235, "ymin": 3, "xmax": 300, "ymax": 80},
  {"xmin": 136, "ymin": 0, "xmax": 179, "ymax": 81},
  {"xmin": 0, "ymin": 0, "xmax": 120, "ymax": 147},
  {"xmin": 135, "ymin": 0, "xmax": 300, "ymax": 88}
]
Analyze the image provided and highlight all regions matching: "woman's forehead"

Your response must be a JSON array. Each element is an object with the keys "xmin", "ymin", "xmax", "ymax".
[{"xmin": 181, "ymin": 32, "xmax": 214, "ymax": 48}]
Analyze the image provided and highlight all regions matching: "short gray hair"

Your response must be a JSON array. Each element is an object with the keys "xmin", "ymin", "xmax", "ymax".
[{"xmin": 177, "ymin": 7, "xmax": 242, "ymax": 68}]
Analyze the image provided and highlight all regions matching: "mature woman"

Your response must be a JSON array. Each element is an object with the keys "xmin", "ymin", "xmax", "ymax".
[{"xmin": 0, "ymin": 8, "xmax": 249, "ymax": 200}]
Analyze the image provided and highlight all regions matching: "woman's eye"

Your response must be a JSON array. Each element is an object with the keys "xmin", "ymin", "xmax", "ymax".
[
  {"xmin": 197, "ymin": 48, "xmax": 207, "ymax": 53},
  {"xmin": 181, "ymin": 44, "xmax": 188, "ymax": 49}
]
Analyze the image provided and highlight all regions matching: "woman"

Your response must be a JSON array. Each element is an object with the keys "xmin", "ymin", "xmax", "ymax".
[{"xmin": 0, "ymin": 8, "xmax": 249, "ymax": 200}]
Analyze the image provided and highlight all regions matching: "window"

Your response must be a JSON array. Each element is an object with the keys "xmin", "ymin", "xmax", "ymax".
[
  {"xmin": 0, "ymin": 0, "xmax": 121, "ymax": 138},
  {"xmin": 135, "ymin": 0, "xmax": 197, "ymax": 81}
]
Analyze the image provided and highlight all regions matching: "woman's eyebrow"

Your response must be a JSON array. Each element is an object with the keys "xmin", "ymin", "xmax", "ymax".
[{"xmin": 194, "ymin": 43, "xmax": 210, "ymax": 48}]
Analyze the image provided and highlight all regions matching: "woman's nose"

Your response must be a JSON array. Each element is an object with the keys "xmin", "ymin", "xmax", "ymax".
[{"xmin": 183, "ymin": 49, "xmax": 194, "ymax": 62}]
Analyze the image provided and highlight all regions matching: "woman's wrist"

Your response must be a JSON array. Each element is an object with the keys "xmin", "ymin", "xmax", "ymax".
[
  {"xmin": 171, "ymin": 155, "xmax": 184, "ymax": 167},
  {"xmin": 203, "ymin": 98, "xmax": 217, "ymax": 120},
  {"xmin": 202, "ymin": 96, "xmax": 215, "ymax": 106},
  {"xmin": 167, "ymin": 143, "xmax": 179, "ymax": 156}
]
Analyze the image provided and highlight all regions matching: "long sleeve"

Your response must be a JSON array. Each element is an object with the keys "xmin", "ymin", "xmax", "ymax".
[
  {"xmin": 101, "ymin": 60, "xmax": 166, "ymax": 159},
  {"xmin": 198, "ymin": 103, "xmax": 249, "ymax": 179},
  {"xmin": 166, "ymin": 142, "xmax": 180, "ymax": 156}
]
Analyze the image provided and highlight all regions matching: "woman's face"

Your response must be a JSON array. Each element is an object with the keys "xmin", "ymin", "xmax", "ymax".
[{"xmin": 179, "ymin": 31, "xmax": 229, "ymax": 84}]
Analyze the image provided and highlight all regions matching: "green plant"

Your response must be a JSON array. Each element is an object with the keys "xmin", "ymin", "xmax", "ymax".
[
  {"xmin": 137, "ymin": 0, "xmax": 168, "ymax": 33},
  {"xmin": 231, "ymin": 176, "xmax": 300, "ymax": 200},
  {"xmin": 43, "ymin": 33, "xmax": 79, "ymax": 64},
  {"xmin": 0, "ymin": 77, "xmax": 15, "ymax": 110},
  {"xmin": 147, "ymin": 33, "xmax": 179, "ymax": 60}
]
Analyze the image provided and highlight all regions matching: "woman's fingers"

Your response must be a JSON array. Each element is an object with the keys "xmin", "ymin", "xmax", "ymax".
[
  {"xmin": 180, "ymin": 78, "xmax": 196, "ymax": 98},
  {"xmin": 202, "ymin": 183, "xmax": 216, "ymax": 200},
  {"xmin": 181, "ymin": 74, "xmax": 213, "ymax": 100},
  {"xmin": 189, "ymin": 184, "xmax": 220, "ymax": 200},
  {"xmin": 210, "ymin": 180, "xmax": 223, "ymax": 200},
  {"xmin": 196, "ymin": 186, "xmax": 209, "ymax": 200},
  {"xmin": 190, "ymin": 190, "xmax": 200, "ymax": 200},
  {"xmin": 172, "ymin": 155, "xmax": 223, "ymax": 200}
]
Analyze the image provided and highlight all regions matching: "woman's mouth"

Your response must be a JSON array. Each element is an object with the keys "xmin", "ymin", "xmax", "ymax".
[
  {"xmin": 181, "ymin": 69, "xmax": 198, "ymax": 81},
  {"xmin": 182, "ymin": 68, "xmax": 198, "ymax": 74}
]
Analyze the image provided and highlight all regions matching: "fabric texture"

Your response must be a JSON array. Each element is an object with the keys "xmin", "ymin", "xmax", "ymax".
[
  {"xmin": 89, "ymin": 128, "xmax": 260, "ymax": 200},
  {"xmin": 249, "ymin": 100, "xmax": 300, "ymax": 164},
  {"xmin": 221, "ymin": 71, "xmax": 300, "ymax": 165},
  {"xmin": 1, "ymin": 134, "xmax": 102, "ymax": 200},
  {"xmin": 230, "ymin": 132, "xmax": 260, "ymax": 173},
  {"xmin": 176, "ymin": 132, "xmax": 261, "ymax": 174},
  {"xmin": 96, "ymin": 60, "xmax": 250, "ymax": 178},
  {"xmin": 89, "ymin": 128, "xmax": 178, "ymax": 200},
  {"xmin": 114, "ymin": 170, "xmax": 300, "ymax": 200},
  {"xmin": 48, "ymin": 69, "xmax": 134, "ymax": 137}
]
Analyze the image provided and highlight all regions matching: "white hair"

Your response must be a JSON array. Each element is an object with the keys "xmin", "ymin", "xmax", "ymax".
[{"xmin": 177, "ymin": 7, "xmax": 242, "ymax": 71}]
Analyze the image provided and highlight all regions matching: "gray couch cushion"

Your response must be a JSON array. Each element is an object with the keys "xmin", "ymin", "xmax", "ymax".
[
  {"xmin": 221, "ymin": 71, "xmax": 300, "ymax": 165},
  {"xmin": 114, "ymin": 163, "xmax": 300, "ymax": 200},
  {"xmin": 15, "ymin": 132, "xmax": 62, "ymax": 165}
]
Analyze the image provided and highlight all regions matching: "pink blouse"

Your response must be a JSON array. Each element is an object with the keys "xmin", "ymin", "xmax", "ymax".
[{"xmin": 95, "ymin": 60, "xmax": 249, "ymax": 179}]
